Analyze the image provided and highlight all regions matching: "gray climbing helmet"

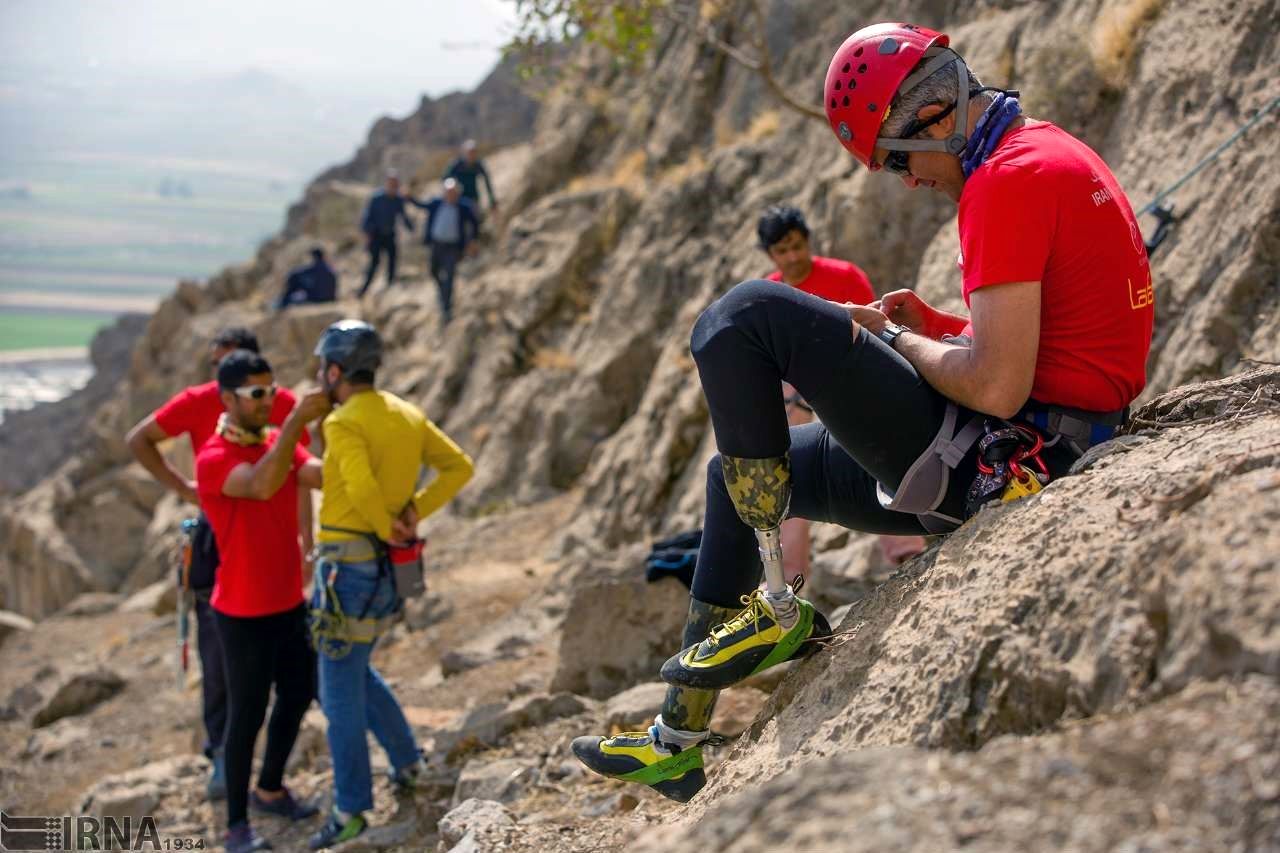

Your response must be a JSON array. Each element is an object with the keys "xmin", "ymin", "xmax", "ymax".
[{"xmin": 315, "ymin": 319, "xmax": 382, "ymax": 374}]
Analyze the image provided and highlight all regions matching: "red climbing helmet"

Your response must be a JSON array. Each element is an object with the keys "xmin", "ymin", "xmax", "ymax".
[{"xmin": 824, "ymin": 23, "xmax": 970, "ymax": 169}]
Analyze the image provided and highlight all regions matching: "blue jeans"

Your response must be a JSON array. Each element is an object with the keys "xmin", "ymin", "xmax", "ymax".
[{"xmin": 311, "ymin": 557, "xmax": 419, "ymax": 814}]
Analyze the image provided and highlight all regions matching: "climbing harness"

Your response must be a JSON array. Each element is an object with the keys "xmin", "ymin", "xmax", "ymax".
[
  {"xmin": 174, "ymin": 517, "xmax": 197, "ymax": 689},
  {"xmin": 1139, "ymin": 95, "xmax": 1280, "ymax": 255},
  {"xmin": 308, "ymin": 525, "xmax": 419, "ymax": 659}
]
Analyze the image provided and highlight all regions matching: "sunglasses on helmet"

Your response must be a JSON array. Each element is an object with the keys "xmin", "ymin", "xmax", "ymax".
[
  {"xmin": 231, "ymin": 384, "xmax": 278, "ymax": 400},
  {"xmin": 882, "ymin": 101, "xmax": 958, "ymax": 175}
]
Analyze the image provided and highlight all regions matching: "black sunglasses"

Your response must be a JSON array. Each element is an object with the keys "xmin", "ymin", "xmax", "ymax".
[{"xmin": 883, "ymin": 101, "xmax": 958, "ymax": 176}]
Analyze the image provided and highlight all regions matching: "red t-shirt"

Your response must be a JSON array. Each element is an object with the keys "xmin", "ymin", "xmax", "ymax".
[
  {"xmin": 958, "ymin": 121, "xmax": 1153, "ymax": 412},
  {"xmin": 196, "ymin": 433, "xmax": 311, "ymax": 617},
  {"xmin": 154, "ymin": 381, "xmax": 304, "ymax": 453},
  {"xmin": 767, "ymin": 256, "xmax": 875, "ymax": 304}
]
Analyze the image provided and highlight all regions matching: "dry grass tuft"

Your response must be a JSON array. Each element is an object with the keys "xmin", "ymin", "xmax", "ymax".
[
  {"xmin": 567, "ymin": 149, "xmax": 649, "ymax": 193},
  {"xmin": 1091, "ymin": 0, "xmax": 1168, "ymax": 87},
  {"xmin": 531, "ymin": 347, "xmax": 578, "ymax": 370}
]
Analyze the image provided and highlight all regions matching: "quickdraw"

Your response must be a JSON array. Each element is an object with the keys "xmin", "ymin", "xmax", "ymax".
[{"xmin": 964, "ymin": 422, "xmax": 1050, "ymax": 517}]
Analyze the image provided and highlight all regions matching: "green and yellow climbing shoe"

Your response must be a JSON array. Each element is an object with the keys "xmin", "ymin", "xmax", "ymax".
[
  {"xmin": 660, "ymin": 589, "xmax": 830, "ymax": 690},
  {"xmin": 571, "ymin": 727, "xmax": 707, "ymax": 803}
]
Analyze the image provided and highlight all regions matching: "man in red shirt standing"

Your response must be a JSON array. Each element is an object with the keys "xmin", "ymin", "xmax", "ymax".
[
  {"xmin": 196, "ymin": 350, "xmax": 331, "ymax": 853},
  {"xmin": 759, "ymin": 205, "xmax": 927, "ymax": 576},
  {"xmin": 125, "ymin": 327, "xmax": 310, "ymax": 802},
  {"xmin": 574, "ymin": 22, "xmax": 1153, "ymax": 802}
]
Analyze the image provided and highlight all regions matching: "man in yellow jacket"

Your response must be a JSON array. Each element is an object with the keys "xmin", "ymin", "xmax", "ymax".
[{"xmin": 306, "ymin": 320, "xmax": 473, "ymax": 849}]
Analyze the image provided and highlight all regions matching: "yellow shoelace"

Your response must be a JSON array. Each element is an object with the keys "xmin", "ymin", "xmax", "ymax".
[{"xmin": 706, "ymin": 590, "xmax": 772, "ymax": 646}]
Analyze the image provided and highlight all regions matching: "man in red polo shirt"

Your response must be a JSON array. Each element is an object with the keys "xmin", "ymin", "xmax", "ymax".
[
  {"xmin": 195, "ymin": 349, "xmax": 331, "ymax": 853},
  {"xmin": 125, "ymin": 326, "xmax": 310, "ymax": 802},
  {"xmin": 573, "ymin": 22, "xmax": 1153, "ymax": 802}
]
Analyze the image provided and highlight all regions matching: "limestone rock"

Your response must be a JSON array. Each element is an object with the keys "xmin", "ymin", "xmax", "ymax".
[
  {"xmin": 436, "ymin": 692, "xmax": 592, "ymax": 757},
  {"xmin": 77, "ymin": 755, "xmax": 205, "ymax": 823},
  {"xmin": 450, "ymin": 757, "xmax": 538, "ymax": 807},
  {"xmin": 32, "ymin": 666, "xmax": 126, "ymax": 728},
  {"xmin": 23, "ymin": 719, "xmax": 92, "ymax": 761},
  {"xmin": 711, "ymin": 687, "xmax": 769, "ymax": 739},
  {"xmin": 118, "ymin": 580, "xmax": 176, "ymax": 616},
  {"xmin": 437, "ymin": 799, "xmax": 515, "ymax": 851},
  {"xmin": 604, "ymin": 681, "xmax": 669, "ymax": 730},
  {"xmin": 59, "ymin": 592, "xmax": 123, "ymax": 617},
  {"xmin": 549, "ymin": 555, "xmax": 690, "ymax": 699},
  {"xmin": 0, "ymin": 609, "xmax": 35, "ymax": 645}
]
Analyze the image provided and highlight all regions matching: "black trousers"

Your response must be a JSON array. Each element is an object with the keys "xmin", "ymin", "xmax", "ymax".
[
  {"xmin": 429, "ymin": 242, "xmax": 463, "ymax": 322},
  {"xmin": 194, "ymin": 595, "xmax": 228, "ymax": 757},
  {"xmin": 214, "ymin": 603, "xmax": 316, "ymax": 829},
  {"xmin": 688, "ymin": 280, "xmax": 1075, "ymax": 609},
  {"xmin": 359, "ymin": 233, "xmax": 398, "ymax": 296}
]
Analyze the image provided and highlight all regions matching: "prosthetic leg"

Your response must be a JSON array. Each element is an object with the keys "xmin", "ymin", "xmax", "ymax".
[{"xmin": 660, "ymin": 453, "xmax": 830, "ymax": 691}]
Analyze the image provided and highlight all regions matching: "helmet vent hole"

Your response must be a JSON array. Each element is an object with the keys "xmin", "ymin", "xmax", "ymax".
[
  {"xmin": 842, "ymin": 95, "xmax": 850, "ymax": 107},
  {"xmin": 857, "ymin": 63, "xmax": 868, "ymax": 73},
  {"xmin": 854, "ymin": 47, "xmax": 863, "ymax": 57},
  {"xmin": 834, "ymin": 80, "xmax": 842, "ymax": 91},
  {"xmin": 847, "ymin": 79, "xmax": 856, "ymax": 89},
  {"xmin": 867, "ymin": 103, "xmax": 877, "ymax": 112},
  {"xmin": 841, "ymin": 62, "xmax": 851, "ymax": 73},
  {"xmin": 830, "ymin": 98, "xmax": 837, "ymax": 109}
]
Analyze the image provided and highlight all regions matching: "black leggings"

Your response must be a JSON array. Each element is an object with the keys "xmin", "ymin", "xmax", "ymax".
[
  {"xmin": 215, "ymin": 604, "xmax": 316, "ymax": 829},
  {"xmin": 688, "ymin": 280, "xmax": 1073, "ymax": 609}
]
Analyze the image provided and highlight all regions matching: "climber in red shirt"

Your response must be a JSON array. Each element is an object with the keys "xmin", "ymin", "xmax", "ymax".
[{"xmin": 573, "ymin": 21, "xmax": 1154, "ymax": 803}]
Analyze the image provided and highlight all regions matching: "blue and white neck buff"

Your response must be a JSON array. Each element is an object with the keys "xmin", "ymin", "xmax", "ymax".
[{"xmin": 961, "ymin": 91, "xmax": 1022, "ymax": 178}]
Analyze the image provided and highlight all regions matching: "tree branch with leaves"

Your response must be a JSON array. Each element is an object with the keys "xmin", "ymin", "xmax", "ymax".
[{"xmin": 505, "ymin": 0, "xmax": 825, "ymax": 122}]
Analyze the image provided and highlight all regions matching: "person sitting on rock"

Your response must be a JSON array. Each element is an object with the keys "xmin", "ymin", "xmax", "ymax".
[
  {"xmin": 195, "ymin": 350, "xmax": 332, "ymax": 852},
  {"xmin": 307, "ymin": 320, "xmax": 474, "ymax": 849},
  {"xmin": 124, "ymin": 326, "xmax": 312, "ymax": 804},
  {"xmin": 277, "ymin": 247, "xmax": 338, "ymax": 309},
  {"xmin": 572, "ymin": 21, "xmax": 1154, "ymax": 803},
  {"xmin": 757, "ymin": 203, "xmax": 928, "ymax": 579},
  {"xmin": 405, "ymin": 178, "xmax": 481, "ymax": 326}
]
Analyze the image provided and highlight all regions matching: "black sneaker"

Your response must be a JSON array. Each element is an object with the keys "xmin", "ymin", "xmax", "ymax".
[
  {"xmin": 225, "ymin": 823, "xmax": 272, "ymax": 853},
  {"xmin": 250, "ymin": 787, "xmax": 319, "ymax": 821}
]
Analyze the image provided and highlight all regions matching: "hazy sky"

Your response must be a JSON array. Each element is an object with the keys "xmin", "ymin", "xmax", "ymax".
[{"xmin": 1, "ymin": 0, "xmax": 516, "ymax": 98}]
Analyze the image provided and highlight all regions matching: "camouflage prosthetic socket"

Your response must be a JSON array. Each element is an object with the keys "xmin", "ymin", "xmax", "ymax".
[
  {"xmin": 659, "ymin": 598, "xmax": 740, "ymax": 731},
  {"xmin": 721, "ymin": 453, "xmax": 792, "ymax": 596}
]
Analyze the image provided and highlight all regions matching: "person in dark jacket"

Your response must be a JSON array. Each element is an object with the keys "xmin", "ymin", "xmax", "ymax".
[
  {"xmin": 406, "ymin": 178, "xmax": 480, "ymax": 325},
  {"xmin": 357, "ymin": 173, "xmax": 414, "ymax": 298},
  {"xmin": 443, "ymin": 140, "xmax": 497, "ymax": 214},
  {"xmin": 277, "ymin": 248, "xmax": 338, "ymax": 309}
]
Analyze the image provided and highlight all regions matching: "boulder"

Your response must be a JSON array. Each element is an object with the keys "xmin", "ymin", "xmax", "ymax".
[
  {"xmin": 118, "ymin": 580, "xmax": 176, "ymax": 616},
  {"xmin": 711, "ymin": 687, "xmax": 769, "ymax": 738},
  {"xmin": 549, "ymin": 556, "xmax": 690, "ymax": 699},
  {"xmin": 0, "ymin": 609, "xmax": 35, "ymax": 645},
  {"xmin": 32, "ymin": 666, "xmax": 126, "ymax": 728},
  {"xmin": 77, "ymin": 755, "xmax": 205, "ymax": 823},
  {"xmin": 450, "ymin": 757, "xmax": 538, "ymax": 807},
  {"xmin": 437, "ymin": 799, "xmax": 516, "ymax": 851},
  {"xmin": 23, "ymin": 719, "xmax": 92, "ymax": 761},
  {"xmin": 604, "ymin": 682, "xmax": 668, "ymax": 730},
  {"xmin": 435, "ymin": 692, "xmax": 593, "ymax": 757},
  {"xmin": 59, "ymin": 592, "xmax": 123, "ymax": 617}
]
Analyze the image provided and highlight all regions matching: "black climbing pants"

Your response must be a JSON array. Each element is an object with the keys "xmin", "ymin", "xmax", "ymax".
[
  {"xmin": 214, "ymin": 603, "xmax": 316, "ymax": 829},
  {"xmin": 359, "ymin": 233, "xmax": 398, "ymax": 296},
  {"xmin": 194, "ymin": 594, "xmax": 228, "ymax": 758},
  {"xmin": 689, "ymin": 280, "xmax": 1014, "ymax": 608}
]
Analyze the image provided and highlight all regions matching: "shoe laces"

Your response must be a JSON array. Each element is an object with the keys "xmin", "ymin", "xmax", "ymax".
[{"xmin": 707, "ymin": 590, "xmax": 771, "ymax": 646}]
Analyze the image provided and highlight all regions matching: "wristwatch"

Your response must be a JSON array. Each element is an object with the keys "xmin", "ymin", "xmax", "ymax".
[{"xmin": 878, "ymin": 322, "xmax": 909, "ymax": 349}]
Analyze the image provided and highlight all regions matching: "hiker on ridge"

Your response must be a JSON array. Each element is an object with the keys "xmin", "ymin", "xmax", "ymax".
[
  {"xmin": 443, "ymin": 139, "xmax": 498, "ymax": 215},
  {"xmin": 758, "ymin": 204, "xmax": 929, "ymax": 574},
  {"xmin": 277, "ymin": 247, "xmax": 338, "ymax": 309},
  {"xmin": 306, "ymin": 320, "xmax": 474, "ymax": 849},
  {"xmin": 406, "ymin": 178, "xmax": 481, "ymax": 326},
  {"xmin": 572, "ymin": 21, "xmax": 1154, "ymax": 802},
  {"xmin": 125, "ymin": 327, "xmax": 312, "ymax": 803},
  {"xmin": 357, "ymin": 171, "xmax": 414, "ymax": 298},
  {"xmin": 195, "ymin": 350, "xmax": 331, "ymax": 853}
]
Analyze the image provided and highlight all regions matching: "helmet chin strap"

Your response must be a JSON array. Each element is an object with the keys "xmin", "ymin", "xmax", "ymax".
[{"xmin": 876, "ymin": 47, "xmax": 971, "ymax": 157}]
